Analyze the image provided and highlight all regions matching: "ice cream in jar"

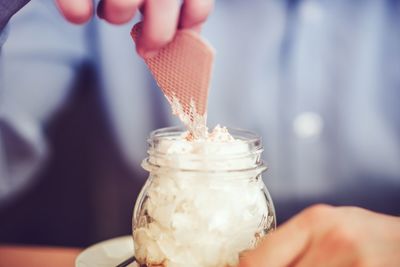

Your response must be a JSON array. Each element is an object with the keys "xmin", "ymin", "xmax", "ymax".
[{"xmin": 131, "ymin": 24, "xmax": 276, "ymax": 267}]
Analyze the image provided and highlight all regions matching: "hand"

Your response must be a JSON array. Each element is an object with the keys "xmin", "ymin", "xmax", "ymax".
[
  {"xmin": 239, "ymin": 205, "xmax": 400, "ymax": 267},
  {"xmin": 55, "ymin": 0, "xmax": 214, "ymax": 57}
]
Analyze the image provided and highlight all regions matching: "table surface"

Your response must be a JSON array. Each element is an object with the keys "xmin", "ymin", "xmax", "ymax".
[{"xmin": 0, "ymin": 245, "xmax": 82, "ymax": 267}]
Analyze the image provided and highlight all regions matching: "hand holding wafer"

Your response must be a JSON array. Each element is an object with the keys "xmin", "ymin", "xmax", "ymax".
[
  {"xmin": 131, "ymin": 23, "xmax": 214, "ymax": 138},
  {"xmin": 55, "ymin": 0, "xmax": 214, "ymax": 57}
]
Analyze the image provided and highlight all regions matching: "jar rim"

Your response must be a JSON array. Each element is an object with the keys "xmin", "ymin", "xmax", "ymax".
[
  {"xmin": 143, "ymin": 126, "xmax": 267, "ymax": 174},
  {"xmin": 149, "ymin": 126, "xmax": 262, "ymax": 147}
]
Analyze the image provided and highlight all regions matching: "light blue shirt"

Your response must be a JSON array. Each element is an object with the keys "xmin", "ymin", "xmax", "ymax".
[{"xmin": 1, "ymin": 0, "xmax": 399, "ymax": 210}]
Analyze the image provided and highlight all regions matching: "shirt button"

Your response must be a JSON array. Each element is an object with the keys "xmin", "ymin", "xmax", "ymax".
[{"xmin": 293, "ymin": 112, "xmax": 324, "ymax": 139}]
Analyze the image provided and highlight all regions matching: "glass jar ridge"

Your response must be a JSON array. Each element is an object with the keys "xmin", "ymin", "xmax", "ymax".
[{"xmin": 142, "ymin": 126, "xmax": 268, "ymax": 174}]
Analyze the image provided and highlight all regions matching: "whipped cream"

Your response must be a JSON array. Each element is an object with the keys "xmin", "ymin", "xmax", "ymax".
[{"xmin": 133, "ymin": 126, "xmax": 270, "ymax": 267}]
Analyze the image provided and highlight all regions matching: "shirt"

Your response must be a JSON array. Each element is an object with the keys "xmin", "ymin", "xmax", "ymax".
[{"xmin": 1, "ymin": 0, "xmax": 399, "ymax": 214}]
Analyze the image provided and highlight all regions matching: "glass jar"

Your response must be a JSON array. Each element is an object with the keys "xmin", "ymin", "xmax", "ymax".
[{"xmin": 132, "ymin": 127, "xmax": 276, "ymax": 267}]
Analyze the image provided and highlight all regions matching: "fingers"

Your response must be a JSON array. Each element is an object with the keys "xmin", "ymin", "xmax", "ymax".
[
  {"xmin": 240, "ymin": 205, "xmax": 400, "ymax": 267},
  {"xmin": 134, "ymin": 0, "xmax": 213, "ymax": 57},
  {"xmin": 56, "ymin": 0, "xmax": 93, "ymax": 24},
  {"xmin": 56, "ymin": 0, "xmax": 213, "ymax": 57},
  {"xmin": 293, "ymin": 210, "xmax": 361, "ymax": 267},
  {"xmin": 137, "ymin": 0, "xmax": 180, "ymax": 57},
  {"xmin": 56, "ymin": 0, "xmax": 214, "ymax": 29},
  {"xmin": 238, "ymin": 205, "xmax": 334, "ymax": 267},
  {"xmin": 292, "ymin": 232, "xmax": 358, "ymax": 267},
  {"xmin": 239, "ymin": 215, "xmax": 311, "ymax": 267},
  {"xmin": 180, "ymin": 0, "xmax": 214, "ymax": 29},
  {"xmin": 98, "ymin": 0, "xmax": 143, "ymax": 24}
]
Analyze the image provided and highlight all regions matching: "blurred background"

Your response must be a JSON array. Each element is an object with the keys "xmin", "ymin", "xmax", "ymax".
[{"xmin": 0, "ymin": 0, "xmax": 399, "ymax": 248}]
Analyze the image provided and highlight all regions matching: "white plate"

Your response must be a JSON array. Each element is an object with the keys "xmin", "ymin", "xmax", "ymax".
[{"xmin": 76, "ymin": 235, "xmax": 137, "ymax": 267}]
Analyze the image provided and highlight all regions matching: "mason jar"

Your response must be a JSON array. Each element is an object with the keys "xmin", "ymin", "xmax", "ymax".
[{"xmin": 132, "ymin": 127, "xmax": 276, "ymax": 267}]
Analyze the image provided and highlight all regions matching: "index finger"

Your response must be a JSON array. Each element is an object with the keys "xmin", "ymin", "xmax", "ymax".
[
  {"xmin": 180, "ymin": 0, "xmax": 214, "ymax": 29},
  {"xmin": 56, "ymin": 0, "xmax": 93, "ymax": 24}
]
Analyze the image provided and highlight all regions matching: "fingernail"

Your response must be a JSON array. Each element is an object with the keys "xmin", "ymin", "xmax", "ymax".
[
  {"xmin": 137, "ymin": 47, "xmax": 146, "ymax": 58},
  {"xmin": 137, "ymin": 47, "xmax": 158, "ymax": 59},
  {"xmin": 144, "ymin": 50, "xmax": 158, "ymax": 58},
  {"xmin": 191, "ymin": 24, "xmax": 203, "ymax": 33}
]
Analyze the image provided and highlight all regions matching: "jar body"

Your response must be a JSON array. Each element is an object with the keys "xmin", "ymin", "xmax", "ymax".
[{"xmin": 132, "ymin": 127, "xmax": 276, "ymax": 267}]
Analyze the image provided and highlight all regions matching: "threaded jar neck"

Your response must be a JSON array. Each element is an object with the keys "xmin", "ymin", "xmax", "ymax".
[{"xmin": 142, "ymin": 127, "xmax": 267, "ymax": 176}]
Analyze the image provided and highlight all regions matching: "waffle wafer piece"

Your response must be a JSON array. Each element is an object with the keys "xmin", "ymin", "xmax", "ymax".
[{"xmin": 131, "ymin": 23, "xmax": 215, "ymax": 118}]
